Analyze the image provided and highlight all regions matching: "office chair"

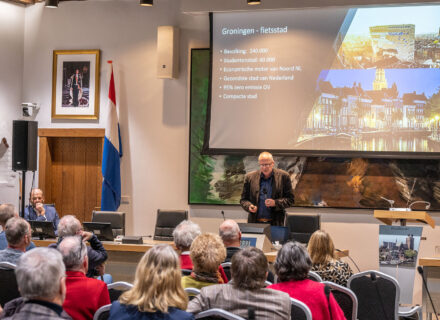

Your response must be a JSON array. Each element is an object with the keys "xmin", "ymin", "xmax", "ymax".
[
  {"xmin": 308, "ymin": 271, "xmax": 323, "ymax": 282},
  {"xmin": 0, "ymin": 262, "xmax": 20, "ymax": 307},
  {"xmin": 195, "ymin": 308, "xmax": 245, "ymax": 320},
  {"xmin": 323, "ymin": 281, "xmax": 358, "ymax": 320},
  {"xmin": 348, "ymin": 270, "xmax": 421, "ymax": 320},
  {"xmin": 290, "ymin": 297, "xmax": 312, "ymax": 320},
  {"xmin": 92, "ymin": 211, "xmax": 125, "ymax": 237},
  {"xmin": 285, "ymin": 214, "xmax": 320, "ymax": 244},
  {"xmin": 93, "ymin": 304, "xmax": 111, "ymax": 320},
  {"xmin": 107, "ymin": 281, "xmax": 133, "ymax": 302},
  {"xmin": 153, "ymin": 209, "xmax": 188, "ymax": 241}
]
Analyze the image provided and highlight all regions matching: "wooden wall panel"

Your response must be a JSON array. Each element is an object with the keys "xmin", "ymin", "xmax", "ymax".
[{"xmin": 38, "ymin": 129, "xmax": 104, "ymax": 223}]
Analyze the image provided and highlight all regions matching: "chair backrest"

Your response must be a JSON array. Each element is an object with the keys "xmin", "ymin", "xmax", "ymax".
[
  {"xmin": 92, "ymin": 211, "xmax": 126, "ymax": 237},
  {"xmin": 153, "ymin": 209, "xmax": 188, "ymax": 241},
  {"xmin": 285, "ymin": 214, "xmax": 320, "ymax": 244},
  {"xmin": 221, "ymin": 262, "xmax": 232, "ymax": 281},
  {"xmin": 290, "ymin": 297, "xmax": 312, "ymax": 320},
  {"xmin": 323, "ymin": 281, "xmax": 358, "ymax": 320},
  {"xmin": 348, "ymin": 270, "xmax": 398, "ymax": 320},
  {"xmin": 182, "ymin": 269, "xmax": 192, "ymax": 276},
  {"xmin": 308, "ymin": 271, "xmax": 323, "ymax": 282},
  {"xmin": 93, "ymin": 304, "xmax": 111, "ymax": 320},
  {"xmin": 195, "ymin": 308, "xmax": 245, "ymax": 320},
  {"xmin": 107, "ymin": 281, "xmax": 133, "ymax": 302},
  {"xmin": 184, "ymin": 287, "xmax": 201, "ymax": 300},
  {"xmin": 0, "ymin": 262, "xmax": 20, "ymax": 307}
]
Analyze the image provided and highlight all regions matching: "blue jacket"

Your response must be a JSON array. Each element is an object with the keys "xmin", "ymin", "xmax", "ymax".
[
  {"xmin": 109, "ymin": 301, "xmax": 194, "ymax": 320},
  {"xmin": 24, "ymin": 205, "xmax": 60, "ymax": 233}
]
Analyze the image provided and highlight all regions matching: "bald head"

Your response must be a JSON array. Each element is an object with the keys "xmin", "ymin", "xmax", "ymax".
[
  {"xmin": 57, "ymin": 215, "xmax": 82, "ymax": 237},
  {"xmin": 30, "ymin": 188, "xmax": 44, "ymax": 208},
  {"xmin": 219, "ymin": 219, "xmax": 241, "ymax": 247},
  {"xmin": 58, "ymin": 236, "xmax": 88, "ymax": 272},
  {"xmin": 0, "ymin": 203, "xmax": 17, "ymax": 227}
]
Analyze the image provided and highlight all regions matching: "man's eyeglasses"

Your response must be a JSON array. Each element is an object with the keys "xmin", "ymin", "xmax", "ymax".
[{"xmin": 259, "ymin": 163, "xmax": 273, "ymax": 167}]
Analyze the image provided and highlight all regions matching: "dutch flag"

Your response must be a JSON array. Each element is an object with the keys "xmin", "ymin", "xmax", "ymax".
[{"xmin": 101, "ymin": 61, "xmax": 122, "ymax": 211}]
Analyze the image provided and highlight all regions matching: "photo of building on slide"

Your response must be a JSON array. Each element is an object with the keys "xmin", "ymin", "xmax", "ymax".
[{"xmin": 296, "ymin": 6, "xmax": 440, "ymax": 152}]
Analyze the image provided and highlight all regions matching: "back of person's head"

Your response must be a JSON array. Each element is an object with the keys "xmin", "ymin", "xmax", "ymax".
[
  {"xmin": 57, "ymin": 215, "xmax": 82, "ymax": 237},
  {"xmin": 15, "ymin": 247, "xmax": 65, "ymax": 301},
  {"xmin": 190, "ymin": 233, "xmax": 226, "ymax": 273},
  {"xmin": 307, "ymin": 230, "xmax": 335, "ymax": 265},
  {"xmin": 0, "ymin": 203, "xmax": 16, "ymax": 227},
  {"xmin": 231, "ymin": 247, "xmax": 267, "ymax": 290},
  {"xmin": 275, "ymin": 241, "xmax": 312, "ymax": 282},
  {"xmin": 58, "ymin": 236, "xmax": 87, "ymax": 271},
  {"xmin": 120, "ymin": 244, "xmax": 188, "ymax": 313},
  {"xmin": 219, "ymin": 219, "xmax": 241, "ymax": 245},
  {"xmin": 5, "ymin": 217, "xmax": 30, "ymax": 247},
  {"xmin": 172, "ymin": 220, "xmax": 201, "ymax": 251}
]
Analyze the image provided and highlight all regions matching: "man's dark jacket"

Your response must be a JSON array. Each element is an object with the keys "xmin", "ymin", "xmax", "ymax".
[{"xmin": 240, "ymin": 168, "xmax": 294, "ymax": 226}]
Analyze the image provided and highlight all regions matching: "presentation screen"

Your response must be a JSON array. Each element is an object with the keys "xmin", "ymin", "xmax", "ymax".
[{"xmin": 206, "ymin": 5, "xmax": 440, "ymax": 157}]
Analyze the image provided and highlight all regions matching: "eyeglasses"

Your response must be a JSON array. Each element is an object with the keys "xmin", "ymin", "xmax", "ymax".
[{"xmin": 259, "ymin": 163, "xmax": 273, "ymax": 167}]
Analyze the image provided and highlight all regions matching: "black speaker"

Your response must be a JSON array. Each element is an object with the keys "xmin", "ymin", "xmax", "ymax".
[{"xmin": 12, "ymin": 120, "xmax": 38, "ymax": 171}]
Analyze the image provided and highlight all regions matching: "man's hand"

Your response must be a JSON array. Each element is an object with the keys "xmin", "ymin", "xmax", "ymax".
[
  {"xmin": 265, "ymin": 199, "xmax": 276, "ymax": 207},
  {"xmin": 80, "ymin": 230, "xmax": 93, "ymax": 241},
  {"xmin": 249, "ymin": 204, "xmax": 258, "ymax": 213},
  {"xmin": 35, "ymin": 203, "xmax": 46, "ymax": 216}
]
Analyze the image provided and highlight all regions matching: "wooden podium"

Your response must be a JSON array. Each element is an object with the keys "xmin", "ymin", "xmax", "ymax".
[{"xmin": 374, "ymin": 210, "xmax": 435, "ymax": 228}]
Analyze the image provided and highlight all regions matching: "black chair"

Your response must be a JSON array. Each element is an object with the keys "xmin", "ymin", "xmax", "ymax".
[
  {"xmin": 220, "ymin": 262, "xmax": 232, "ymax": 281},
  {"xmin": 323, "ymin": 281, "xmax": 358, "ymax": 320},
  {"xmin": 290, "ymin": 297, "xmax": 312, "ymax": 320},
  {"xmin": 153, "ymin": 209, "xmax": 188, "ymax": 241},
  {"xmin": 93, "ymin": 304, "xmax": 111, "ymax": 320},
  {"xmin": 107, "ymin": 281, "xmax": 133, "ymax": 302},
  {"xmin": 195, "ymin": 308, "xmax": 245, "ymax": 320},
  {"xmin": 308, "ymin": 271, "xmax": 323, "ymax": 282},
  {"xmin": 182, "ymin": 269, "xmax": 192, "ymax": 276},
  {"xmin": 348, "ymin": 270, "xmax": 421, "ymax": 320},
  {"xmin": 184, "ymin": 287, "xmax": 201, "ymax": 301},
  {"xmin": 285, "ymin": 214, "xmax": 320, "ymax": 244},
  {"xmin": 92, "ymin": 211, "xmax": 126, "ymax": 237},
  {"xmin": 0, "ymin": 262, "xmax": 20, "ymax": 307}
]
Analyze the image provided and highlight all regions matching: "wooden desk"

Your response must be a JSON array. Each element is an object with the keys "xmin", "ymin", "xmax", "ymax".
[{"xmin": 419, "ymin": 257, "xmax": 440, "ymax": 320}]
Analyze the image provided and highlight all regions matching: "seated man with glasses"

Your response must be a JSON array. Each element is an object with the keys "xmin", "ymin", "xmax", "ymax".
[{"xmin": 240, "ymin": 151, "xmax": 294, "ymax": 226}]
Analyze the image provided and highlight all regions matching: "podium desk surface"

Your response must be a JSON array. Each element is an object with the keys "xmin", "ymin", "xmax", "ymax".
[{"xmin": 419, "ymin": 257, "xmax": 440, "ymax": 267}]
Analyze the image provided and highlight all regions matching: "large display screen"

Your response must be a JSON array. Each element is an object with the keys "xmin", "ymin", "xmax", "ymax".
[{"xmin": 206, "ymin": 5, "xmax": 440, "ymax": 156}]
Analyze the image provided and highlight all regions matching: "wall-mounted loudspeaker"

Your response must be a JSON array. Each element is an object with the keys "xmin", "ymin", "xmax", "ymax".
[
  {"xmin": 157, "ymin": 26, "xmax": 179, "ymax": 79},
  {"xmin": 12, "ymin": 120, "xmax": 38, "ymax": 171}
]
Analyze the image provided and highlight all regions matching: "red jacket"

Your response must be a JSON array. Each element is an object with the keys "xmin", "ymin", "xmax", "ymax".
[
  {"xmin": 180, "ymin": 253, "xmax": 229, "ymax": 283},
  {"xmin": 63, "ymin": 270, "xmax": 110, "ymax": 320},
  {"xmin": 268, "ymin": 279, "xmax": 346, "ymax": 320}
]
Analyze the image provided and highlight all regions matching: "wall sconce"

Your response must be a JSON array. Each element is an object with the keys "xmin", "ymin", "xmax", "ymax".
[{"xmin": 140, "ymin": 0, "xmax": 153, "ymax": 6}]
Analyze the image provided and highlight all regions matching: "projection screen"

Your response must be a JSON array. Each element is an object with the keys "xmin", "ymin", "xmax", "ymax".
[{"xmin": 206, "ymin": 5, "xmax": 440, "ymax": 157}]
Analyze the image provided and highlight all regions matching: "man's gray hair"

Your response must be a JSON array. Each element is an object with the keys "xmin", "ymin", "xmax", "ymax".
[
  {"xmin": 15, "ymin": 247, "xmax": 65, "ymax": 300},
  {"xmin": 58, "ymin": 236, "xmax": 87, "ymax": 270},
  {"xmin": 219, "ymin": 219, "xmax": 241, "ymax": 243},
  {"xmin": 172, "ymin": 220, "xmax": 201, "ymax": 250},
  {"xmin": 5, "ymin": 217, "xmax": 29, "ymax": 246},
  {"xmin": 57, "ymin": 215, "xmax": 82, "ymax": 237},
  {"xmin": 0, "ymin": 203, "xmax": 15, "ymax": 226}
]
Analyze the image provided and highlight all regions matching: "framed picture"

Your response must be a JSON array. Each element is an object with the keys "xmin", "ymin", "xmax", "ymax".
[{"xmin": 51, "ymin": 49, "xmax": 100, "ymax": 120}]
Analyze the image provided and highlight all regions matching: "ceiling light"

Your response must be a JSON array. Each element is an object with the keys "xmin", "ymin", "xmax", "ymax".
[
  {"xmin": 247, "ymin": 0, "xmax": 260, "ymax": 4},
  {"xmin": 140, "ymin": 0, "xmax": 153, "ymax": 6},
  {"xmin": 45, "ymin": 0, "xmax": 59, "ymax": 8}
]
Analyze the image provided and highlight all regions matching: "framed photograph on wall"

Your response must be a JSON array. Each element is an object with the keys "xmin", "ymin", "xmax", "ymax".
[{"xmin": 51, "ymin": 49, "xmax": 100, "ymax": 120}]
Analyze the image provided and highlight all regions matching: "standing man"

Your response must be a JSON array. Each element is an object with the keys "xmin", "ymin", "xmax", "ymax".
[
  {"xmin": 70, "ymin": 69, "xmax": 82, "ymax": 107},
  {"xmin": 24, "ymin": 188, "xmax": 60, "ymax": 233},
  {"xmin": 240, "ymin": 151, "xmax": 294, "ymax": 226}
]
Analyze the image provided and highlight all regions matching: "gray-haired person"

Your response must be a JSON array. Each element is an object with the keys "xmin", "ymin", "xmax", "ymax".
[
  {"xmin": 0, "ymin": 218, "xmax": 32, "ymax": 265},
  {"xmin": 1, "ymin": 247, "xmax": 71, "ymax": 319},
  {"xmin": 187, "ymin": 247, "xmax": 291, "ymax": 319},
  {"xmin": 172, "ymin": 220, "xmax": 201, "ymax": 269},
  {"xmin": 219, "ymin": 219, "xmax": 242, "ymax": 263}
]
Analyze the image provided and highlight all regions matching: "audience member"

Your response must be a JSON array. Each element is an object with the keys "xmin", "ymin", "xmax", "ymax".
[
  {"xmin": 0, "ymin": 218, "xmax": 31, "ymax": 265},
  {"xmin": 268, "ymin": 242, "xmax": 345, "ymax": 320},
  {"xmin": 109, "ymin": 244, "xmax": 193, "ymax": 320},
  {"xmin": 1, "ymin": 247, "xmax": 71, "ymax": 319},
  {"xmin": 308, "ymin": 230, "xmax": 353, "ymax": 286},
  {"xmin": 219, "ymin": 219, "xmax": 241, "ymax": 263},
  {"xmin": 188, "ymin": 247, "xmax": 291, "ymax": 319},
  {"xmin": 181, "ymin": 233, "xmax": 227, "ymax": 290},
  {"xmin": 173, "ymin": 220, "xmax": 201, "ymax": 269},
  {"xmin": 0, "ymin": 204, "xmax": 35, "ymax": 251},
  {"xmin": 58, "ymin": 236, "xmax": 110, "ymax": 320},
  {"xmin": 51, "ymin": 215, "xmax": 107, "ymax": 277},
  {"xmin": 24, "ymin": 189, "xmax": 60, "ymax": 233}
]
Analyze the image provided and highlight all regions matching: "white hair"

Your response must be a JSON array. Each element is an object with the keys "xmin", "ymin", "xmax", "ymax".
[
  {"xmin": 15, "ymin": 247, "xmax": 65, "ymax": 300},
  {"xmin": 57, "ymin": 215, "xmax": 82, "ymax": 237},
  {"xmin": 219, "ymin": 219, "xmax": 241, "ymax": 243},
  {"xmin": 172, "ymin": 220, "xmax": 201, "ymax": 250},
  {"xmin": 58, "ymin": 236, "xmax": 87, "ymax": 270}
]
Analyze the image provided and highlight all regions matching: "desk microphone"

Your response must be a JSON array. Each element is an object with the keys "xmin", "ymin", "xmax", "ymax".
[
  {"xmin": 417, "ymin": 266, "xmax": 439, "ymax": 320},
  {"xmin": 336, "ymin": 249, "xmax": 360, "ymax": 273},
  {"xmin": 221, "ymin": 210, "xmax": 226, "ymax": 221}
]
